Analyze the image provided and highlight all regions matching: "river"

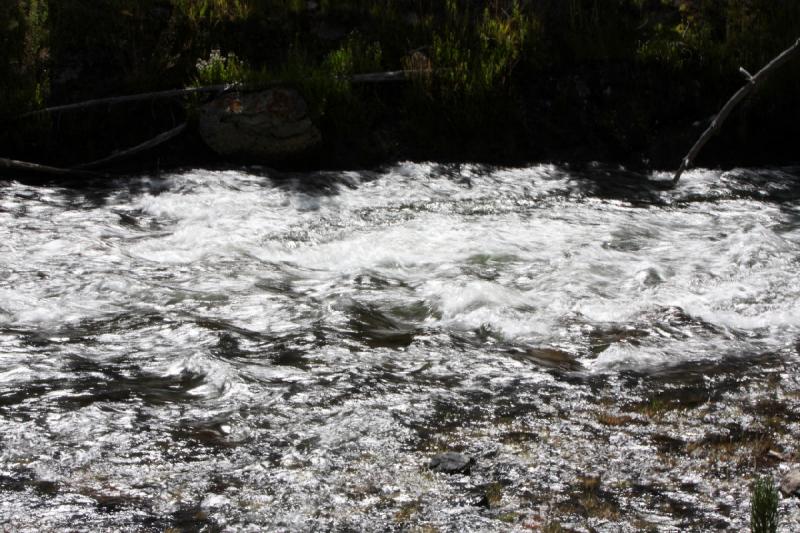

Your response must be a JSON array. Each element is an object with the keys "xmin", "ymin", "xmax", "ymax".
[{"xmin": 1, "ymin": 163, "xmax": 800, "ymax": 531}]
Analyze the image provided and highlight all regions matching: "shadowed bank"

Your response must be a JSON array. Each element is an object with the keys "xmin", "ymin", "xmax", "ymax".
[{"xmin": 1, "ymin": 1, "xmax": 799, "ymax": 173}]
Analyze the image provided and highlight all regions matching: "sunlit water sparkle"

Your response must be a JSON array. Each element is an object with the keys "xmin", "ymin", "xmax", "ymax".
[{"xmin": 1, "ymin": 163, "xmax": 800, "ymax": 531}]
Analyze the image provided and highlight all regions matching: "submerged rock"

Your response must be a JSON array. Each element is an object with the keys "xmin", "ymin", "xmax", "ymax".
[
  {"xmin": 473, "ymin": 482, "xmax": 503, "ymax": 508},
  {"xmin": 636, "ymin": 266, "xmax": 664, "ymax": 287},
  {"xmin": 198, "ymin": 88, "xmax": 321, "ymax": 161},
  {"xmin": 428, "ymin": 452, "xmax": 475, "ymax": 475},
  {"xmin": 780, "ymin": 469, "xmax": 800, "ymax": 496}
]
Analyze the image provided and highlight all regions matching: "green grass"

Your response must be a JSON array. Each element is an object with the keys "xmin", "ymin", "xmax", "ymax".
[{"xmin": 751, "ymin": 476, "xmax": 779, "ymax": 533}]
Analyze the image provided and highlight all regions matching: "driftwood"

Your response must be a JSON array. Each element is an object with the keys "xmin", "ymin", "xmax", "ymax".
[
  {"xmin": 18, "ymin": 85, "xmax": 231, "ymax": 118},
  {"xmin": 1, "ymin": 123, "xmax": 187, "ymax": 181},
  {"xmin": 73, "ymin": 123, "xmax": 187, "ymax": 169},
  {"xmin": 673, "ymin": 37, "xmax": 800, "ymax": 184},
  {"xmin": 351, "ymin": 70, "xmax": 413, "ymax": 83},
  {"xmin": 0, "ymin": 157, "xmax": 114, "ymax": 180},
  {"xmin": 17, "ymin": 70, "xmax": 430, "ymax": 119}
]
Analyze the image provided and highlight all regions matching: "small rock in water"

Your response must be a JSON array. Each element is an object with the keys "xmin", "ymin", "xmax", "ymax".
[
  {"xmin": 780, "ymin": 469, "xmax": 800, "ymax": 496},
  {"xmin": 201, "ymin": 493, "xmax": 231, "ymax": 510},
  {"xmin": 428, "ymin": 452, "xmax": 474, "ymax": 474},
  {"xmin": 635, "ymin": 267, "xmax": 664, "ymax": 287}
]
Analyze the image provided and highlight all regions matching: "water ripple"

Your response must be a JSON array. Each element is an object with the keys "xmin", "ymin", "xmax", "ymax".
[{"xmin": 1, "ymin": 164, "xmax": 799, "ymax": 530}]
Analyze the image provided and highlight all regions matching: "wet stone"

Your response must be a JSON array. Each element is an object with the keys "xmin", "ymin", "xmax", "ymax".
[
  {"xmin": 428, "ymin": 452, "xmax": 475, "ymax": 475},
  {"xmin": 780, "ymin": 469, "xmax": 800, "ymax": 497},
  {"xmin": 636, "ymin": 266, "xmax": 664, "ymax": 287}
]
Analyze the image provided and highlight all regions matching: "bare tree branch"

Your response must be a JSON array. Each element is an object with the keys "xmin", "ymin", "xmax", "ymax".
[
  {"xmin": 16, "ymin": 70, "xmax": 432, "ymax": 119},
  {"xmin": 673, "ymin": 37, "xmax": 800, "ymax": 185},
  {"xmin": 73, "ymin": 123, "xmax": 187, "ymax": 170},
  {"xmin": 350, "ymin": 70, "xmax": 411, "ymax": 83},
  {"xmin": 0, "ymin": 157, "xmax": 114, "ymax": 180},
  {"xmin": 17, "ymin": 85, "xmax": 232, "ymax": 118}
]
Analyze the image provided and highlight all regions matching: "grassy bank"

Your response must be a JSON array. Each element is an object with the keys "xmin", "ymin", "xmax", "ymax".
[{"xmin": 2, "ymin": 1, "xmax": 799, "ymax": 170}]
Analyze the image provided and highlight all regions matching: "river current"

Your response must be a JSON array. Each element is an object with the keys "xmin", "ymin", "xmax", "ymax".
[{"xmin": 1, "ymin": 163, "xmax": 800, "ymax": 531}]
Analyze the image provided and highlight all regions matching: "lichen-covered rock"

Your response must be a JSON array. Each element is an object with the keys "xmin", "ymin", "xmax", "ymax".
[{"xmin": 198, "ymin": 88, "xmax": 321, "ymax": 160}]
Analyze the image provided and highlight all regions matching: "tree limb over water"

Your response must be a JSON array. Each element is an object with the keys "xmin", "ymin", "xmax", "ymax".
[
  {"xmin": 673, "ymin": 37, "xmax": 800, "ymax": 185},
  {"xmin": 0, "ymin": 157, "xmax": 113, "ymax": 180},
  {"xmin": 17, "ymin": 85, "xmax": 231, "ymax": 118},
  {"xmin": 16, "ymin": 71, "xmax": 425, "ymax": 119},
  {"xmin": 73, "ymin": 123, "xmax": 187, "ymax": 170},
  {"xmin": 0, "ymin": 124, "xmax": 188, "ymax": 180}
]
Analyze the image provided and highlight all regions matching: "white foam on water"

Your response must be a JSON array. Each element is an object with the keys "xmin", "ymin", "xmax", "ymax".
[
  {"xmin": 3, "ymin": 165, "xmax": 799, "ymax": 367},
  {"xmin": 2, "ymin": 164, "xmax": 800, "ymax": 530}
]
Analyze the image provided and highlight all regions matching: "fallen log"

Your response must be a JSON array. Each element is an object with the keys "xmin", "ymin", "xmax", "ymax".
[
  {"xmin": 351, "ymin": 70, "xmax": 411, "ymax": 83},
  {"xmin": 73, "ymin": 123, "xmax": 187, "ymax": 170},
  {"xmin": 16, "ymin": 70, "xmax": 431, "ymax": 119},
  {"xmin": 673, "ymin": 37, "xmax": 800, "ymax": 185},
  {"xmin": 0, "ymin": 157, "xmax": 114, "ymax": 180},
  {"xmin": 17, "ymin": 85, "xmax": 232, "ymax": 118}
]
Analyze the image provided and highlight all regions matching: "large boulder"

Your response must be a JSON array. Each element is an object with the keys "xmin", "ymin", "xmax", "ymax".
[{"xmin": 198, "ymin": 88, "xmax": 321, "ymax": 160}]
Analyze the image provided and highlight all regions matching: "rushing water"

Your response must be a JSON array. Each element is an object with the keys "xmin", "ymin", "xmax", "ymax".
[{"xmin": 1, "ymin": 163, "xmax": 800, "ymax": 531}]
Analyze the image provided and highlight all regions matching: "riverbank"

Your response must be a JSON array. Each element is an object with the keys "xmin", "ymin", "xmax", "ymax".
[{"xmin": 2, "ymin": 1, "xmax": 799, "ymax": 175}]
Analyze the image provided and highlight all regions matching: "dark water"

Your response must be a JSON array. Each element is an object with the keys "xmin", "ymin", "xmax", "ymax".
[{"xmin": 1, "ymin": 164, "xmax": 800, "ymax": 531}]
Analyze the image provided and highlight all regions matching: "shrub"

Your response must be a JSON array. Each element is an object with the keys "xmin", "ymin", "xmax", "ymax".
[{"xmin": 430, "ymin": 0, "xmax": 534, "ymax": 100}]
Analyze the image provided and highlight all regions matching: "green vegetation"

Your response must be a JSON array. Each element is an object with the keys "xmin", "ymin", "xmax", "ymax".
[
  {"xmin": 194, "ymin": 49, "xmax": 247, "ymax": 86},
  {"xmin": 2, "ymin": 0, "xmax": 800, "ymax": 167},
  {"xmin": 1, "ymin": 0, "xmax": 50, "ymax": 145},
  {"xmin": 750, "ymin": 476, "xmax": 779, "ymax": 533},
  {"xmin": 0, "ymin": 0, "xmax": 49, "ymax": 110}
]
